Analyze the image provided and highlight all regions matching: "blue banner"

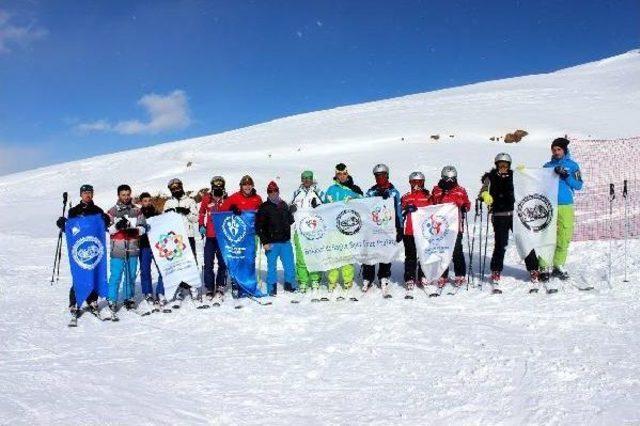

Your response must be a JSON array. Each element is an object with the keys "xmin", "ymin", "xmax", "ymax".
[
  {"xmin": 65, "ymin": 214, "xmax": 108, "ymax": 306},
  {"xmin": 213, "ymin": 211, "xmax": 265, "ymax": 297}
]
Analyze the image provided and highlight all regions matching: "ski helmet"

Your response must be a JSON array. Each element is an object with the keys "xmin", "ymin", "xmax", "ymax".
[
  {"xmin": 210, "ymin": 175, "xmax": 225, "ymax": 188},
  {"xmin": 494, "ymin": 153, "xmax": 512, "ymax": 164},
  {"xmin": 441, "ymin": 166, "xmax": 457, "ymax": 179},
  {"xmin": 79, "ymin": 184, "xmax": 94, "ymax": 194},
  {"xmin": 167, "ymin": 178, "xmax": 183, "ymax": 189},
  {"xmin": 372, "ymin": 163, "xmax": 389, "ymax": 175},
  {"xmin": 408, "ymin": 171, "xmax": 425, "ymax": 181}
]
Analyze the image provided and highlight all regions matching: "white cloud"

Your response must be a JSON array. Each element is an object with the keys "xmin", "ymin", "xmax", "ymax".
[
  {"xmin": 75, "ymin": 90, "xmax": 192, "ymax": 135},
  {"xmin": 0, "ymin": 9, "xmax": 48, "ymax": 54}
]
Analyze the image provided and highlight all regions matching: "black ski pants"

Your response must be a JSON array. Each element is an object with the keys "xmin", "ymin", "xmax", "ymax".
[
  {"xmin": 69, "ymin": 287, "xmax": 98, "ymax": 308},
  {"xmin": 442, "ymin": 232, "xmax": 465, "ymax": 278},
  {"xmin": 490, "ymin": 215, "xmax": 538, "ymax": 272},
  {"xmin": 403, "ymin": 235, "xmax": 424, "ymax": 282},
  {"xmin": 362, "ymin": 263, "xmax": 392, "ymax": 283}
]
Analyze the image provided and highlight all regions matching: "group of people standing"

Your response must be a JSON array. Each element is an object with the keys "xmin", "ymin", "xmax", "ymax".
[{"xmin": 57, "ymin": 137, "xmax": 583, "ymax": 318}]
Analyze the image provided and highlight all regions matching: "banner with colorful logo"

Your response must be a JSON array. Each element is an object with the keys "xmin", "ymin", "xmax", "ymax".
[
  {"xmin": 411, "ymin": 203, "xmax": 459, "ymax": 283},
  {"xmin": 294, "ymin": 197, "xmax": 398, "ymax": 271},
  {"xmin": 212, "ymin": 211, "xmax": 265, "ymax": 297},
  {"xmin": 147, "ymin": 212, "xmax": 202, "ymax": 291},
  {"xmin": 513, "ymin": 168, "xmax": 559, "ymax": 266},
  {"xmin": 65, "ymin": 214, "xmax": 108, "ymax": 306}
]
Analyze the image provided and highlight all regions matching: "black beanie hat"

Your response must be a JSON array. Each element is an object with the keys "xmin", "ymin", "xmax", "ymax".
[{"xmin": 551, "ymin": 137, "xmax": 569, "ymax": 154}]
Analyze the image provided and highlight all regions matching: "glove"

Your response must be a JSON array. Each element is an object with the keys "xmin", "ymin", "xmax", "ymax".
[
  {"xmin": 199, "ymin": 225, "xmax": 206, "ymax": 237},
  {"xmin": 460, "ymin": 205, "xmax": 468, "ymax": 213},
  {"xmin": 381, "ymin": 191, "xmax": 390, "ymax": 200},
  {"xmin": 175, "ymin": 206, "xmax": 191, "ymax": 215},
  {"xmin": 480, "ymin": 191, "xmax": 493, "ymax": 206},
  {"xmin": 115, "ymin": 217, "xmax": 130, "ymax": 230},
  {"xmin": 406, "ymin": 204, "xmax": 417, "ymax": 214},
  {"xmin": 554, "ymin": 166, "xmax": 569, "ymax": 179},
  {"xmin": 516, "ymin": 164, "xmax": 526, "ymax": 172},
  {"xmin": 396, "ymin": 228, "xmax": 403, "ymax": 243},
  {"xmin": 311, "ymin": 198, "xmax": 319, "ymax": 208},
  {"xmin": 230, "ymin": 204, "xmax": 241, "ymax": 216},
  {"xmin": 289, "ymin": 204, "xmax": 297, "ymax": 214},
  {"xmin": 56, "ymin": 216, "xmax": 67, "ymax": 230},
  {"xmin": 164, "ymin": 208, "xmax": 176, "ymax": 213}
]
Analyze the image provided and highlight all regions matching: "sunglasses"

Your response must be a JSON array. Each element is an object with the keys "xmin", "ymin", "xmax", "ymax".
[{"xmin": 336, "ymin": 171, "xmax": 348, "ymax": 176}]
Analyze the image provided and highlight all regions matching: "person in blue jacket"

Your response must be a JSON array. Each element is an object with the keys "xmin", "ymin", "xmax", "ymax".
[
  {"xmin": 361, "ymin": 164, "xmax": 403, "ymax": 295},
  {"xmin": 541, "ymin": 137, "xmax": 584, "ymax": 281}
]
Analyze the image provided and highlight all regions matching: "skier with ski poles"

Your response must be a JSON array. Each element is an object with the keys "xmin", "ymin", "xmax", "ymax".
[
  {"xmin": 138, "ymin": 192, "xmax": 166, "ymax": 310},
  {"xmin": 221, "ymin": 175, "xmax": 263, "ymax": 299},
  {"xmin": 479, "ymin": 153, "xmax": 539, "ymax": 293},
  {"xmin": 430, "ymin": 166, "xmax": 471, "ymax": 292},
  {"xmin": 256, "ymin": 181, "xmax": 297, "ymax": 297},
  {"xmin": 52, "ymin": 192, "xmax": 68, "ymax": 285},
  {"xmin": 401, "ymin": 171, "xmax": 431, "ymax": 294},
  {"xmin": 163, "ymin": 178, "xmax": 200, "ymax": 302},
  {"xmin": 539, "ymin": 137, "xmax": 583, "ymax": 282},
  {"xmin": 56, "ymin": 184, "xmax": 111, "ymax": 318},
  {"xmin": 198, "ymin": 176, "xmax": 228, "ymax": 303},
  {"xmin": 106, "ymin": 184, "xmax": 147, "ymax": 316},
  {"xmin": 290, "ymin": 170, "xmax": 324, "ymax": 298},
  {"xmin": 361, "ymin": 164, "xmax": 403, "ymax": 299},
  {"xmin": 323, "ymin": 162, "xmax": 363, "ymax": 299}
]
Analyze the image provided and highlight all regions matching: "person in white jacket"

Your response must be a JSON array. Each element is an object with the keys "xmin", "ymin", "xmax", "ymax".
[
  {"xmin": 289, "ymin": 170, "xmax": 325, "ymax": 293},
  {"xmin": 163, "ymin": 178, "xmax": 199, "ymax": 260}
]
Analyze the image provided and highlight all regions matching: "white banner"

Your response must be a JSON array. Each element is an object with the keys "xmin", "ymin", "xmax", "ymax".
[
  {"xmin": 146, "ymin": 212, "xmax": 202, "ymax": 291},
  {"xmin": 513, "ymin": 168, "xmax": 559, "ymax": 266},
  {"xmin": 412, "ymin": 203, "xmax": 459, "ymax": 283},
  {"xmin": 294, "ymin": 197, "xmax": 399, "ymax": 271}
]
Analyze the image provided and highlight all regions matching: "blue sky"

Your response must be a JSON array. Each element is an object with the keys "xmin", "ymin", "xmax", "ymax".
[{"xmin": 1, "ymin": 0, "xmax": 638, "ymax": 175}]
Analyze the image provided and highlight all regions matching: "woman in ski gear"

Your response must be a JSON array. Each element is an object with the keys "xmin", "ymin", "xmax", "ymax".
[
  {"xmin": 290, "ymin": 170, "xmax": 324, "ymax": 293},
  {"xmin": 221, "ymin": 175, "xmax": 263, "ymax": 298},
  {"xmin": 163, "ymin": 178, "xmax": 199, "ymax": 258},
  {"xmin": 256, "ymin": 181, "xmax": 297, "ymax": 296},
  {"xmin": 479, "ymin": 154, "xmax": 539, "ymax": 287},
  {"xmin": 56, "ymin": 184, "xmax": 110, "ymax": 315},
  {"xmin": 401, "ymin": 171, "xmax": 431, "ymax": 289},
  {"xmin": 323, "ymin": 163, "xmax": 363, "ymax": 292},
  {"xmin": 540, "ymin": 137, "xmax": 583, "ymax": 280},
  {"xmin": 361, "ymin": 164, "xmax": 403, "ymax": 294},
  {"xmin": 430, "ymin": 166, "xmax": 471, "ymax": 287},
  {"xmin": 138, "ymin": 192, "xmax": 165, "ymax": 305},
  {"xmin": 198, "ymin": 176, "xmax": 228, "ymax": 299},
  {"xmin": 107, "ymin": 184, "xmax": 147, "ymax": 309}
]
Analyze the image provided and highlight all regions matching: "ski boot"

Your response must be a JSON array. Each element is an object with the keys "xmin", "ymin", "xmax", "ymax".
[
  {"xmin": 380, "ymin": 278, "xmax": 392, "ymax": 299},
  {"xmin": 490, "ymin": 272, "xmax": 502, "ymax": 294},
  {"xmin": 361, "ymin": 279, "xmax": 372, "ymax": 293},
  {"xmin": 283, "ymin": 282, "xmax": 295, "ymax": 293},
  {"xmin": 528, "ymin": 271, "xmax": 540, "ymax": 293},
  {"xmin": 404, "ymin": 280, "xmax": 415, "ymax": 300},
  {"xmin": 123, "ymin": 299, "xmax": 136, "ymax": 311},
  {"xmin": 552, "ymin": 266, "xmax": 570, "ymax": 281},
  {"xmin": 539, "ymin": 269, "xmax": 551, "ymax": 283},
  {"xmin": 108, "ymin": 302, "xmax": 119, "ymax": 321}
]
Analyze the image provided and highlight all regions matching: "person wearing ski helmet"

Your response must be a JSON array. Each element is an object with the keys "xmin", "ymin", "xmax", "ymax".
[
  {"xmin": 361, "ymin": 164, "xmax": 403, "ymax": 295},
  {"xmin": 479, "ymin": 153, "xmax": 539, "ymax": 290},
  {"xmin": 106, "ymin": 184, "xmax": 147, "ymax": 312},
  {"xmin": 221, "ymin": 175, "xmax": 263, "ymax": 298},
  {"xmin": 256, "ymin": 181, "xmax": 297, "ymax": 296},
  {"xmin": 401, "ymin": 171, "xmax": 431, "ymax": 290},
  {"xmin": 198, "ymin": 176, "xmax": 228, "ymax": 301},
  {"xmin": 430, "ymin": 166, "xmax": 471, "ymax": 288},
  {"xmin": 163, "ymin": 178, "xmax": 199, "ymax": 302},
  {"xmin": 540, "ymin": 137, "xmax": 583, "ymax": 281},
  {"xmin": 290, "ymin": 170, "xmax": 325, "ymax": 293},
  {"xmin": 138, "ymin": 192, "xmax": 166, "ymax": 307},
  {"xmin": 323, "ymin": 163, "xmax": 363, "ymax": 293},
  {"xmin": 56, "ymin": 184, "xmax": 111, "ymax": 318}
]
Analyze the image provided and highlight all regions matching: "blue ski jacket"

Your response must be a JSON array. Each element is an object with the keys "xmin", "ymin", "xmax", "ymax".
[{"xmin": 543, "ymin": 149, "xmax": 583, "ymax": 205}]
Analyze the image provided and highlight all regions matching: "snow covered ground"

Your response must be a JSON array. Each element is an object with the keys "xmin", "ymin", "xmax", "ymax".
[{"xmin": 1, "ymin": 51, "xmax": 640, "ymax": 424}]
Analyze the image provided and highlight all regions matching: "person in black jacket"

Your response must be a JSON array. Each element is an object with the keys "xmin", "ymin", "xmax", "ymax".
[
  {"xmin": 56, "ymin": 184, "xmax": 110, "ymax": 314},
  {"xmin": 256, "ymin": 181, "xmax": 297, "ymax": 296},
  {"xmin": 479, "ymin": 153, "xmax": 538, "ymax": 288},
  {"xmin": 138, "ymin": 192, "xmax": 165, "ymax": 307}
]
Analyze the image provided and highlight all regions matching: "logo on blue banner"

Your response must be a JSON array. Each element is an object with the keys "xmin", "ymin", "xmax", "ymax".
[
  {"xmin": 65, "ymin": 214, "xmax": 108, "ymax": 306},
  {"xmin": 213, "ymin": 211, "xmax": 265, "ymax": 298}
]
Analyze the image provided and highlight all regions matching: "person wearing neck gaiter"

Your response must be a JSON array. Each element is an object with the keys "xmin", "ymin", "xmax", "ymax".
[
  {"xmin": 362, "ymin": 164, "xmax": 403, "ymax": 296},
  {"xmin": 256, "ymin": 181, "xmax": 297, "ymax": 296}
]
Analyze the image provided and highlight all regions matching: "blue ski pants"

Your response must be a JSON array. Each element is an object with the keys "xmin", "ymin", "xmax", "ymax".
[
  {"xmin": 265, "ymin": 241, "xmax": 296, "ymax": 293},
  {"xmin": 108, "ymin": 256, "xmax": 138, "ymax": 302},
  {"xmin": 139, "ymin": 247, "xmax": 164, "ymax": 296}
]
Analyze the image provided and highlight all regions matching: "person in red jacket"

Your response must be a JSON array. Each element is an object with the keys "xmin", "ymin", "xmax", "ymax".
[
  {"xmin": 401, "ymin": 171, "xmax": 431, "ymax": 290},
  {"xmin": 221, "ymin": 175, "xmax": 263, "ymax": 213},
  {"xmin": 430, "ymin": 165, "xmax": 471, "ymax": 288},
  {"xmin": 220, "ymin": 175, "xmax": 263, "ymax": 298},
  {"xmin": 198, "ymin": 176, "xmax": 228, "ymax": 301}
]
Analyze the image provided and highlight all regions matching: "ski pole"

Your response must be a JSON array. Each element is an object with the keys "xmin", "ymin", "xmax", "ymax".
[
  {"xmin": 608, "ymin": 183, "xmax": 615, "ymax": 289},
  {"xmin": 623, "ymin": 180, "xmax": 629, "ymax": 283},
  {"xmin": 464, "ymin": 212, "xmax": 471, "ymax": 290},
  {"xmin": 477, "ymin": 203, "xmax": 483, "ymax": 291},
  {"xmin": 51, "ymin": 192, "xmax": 68, "ymax": 285},
  {"xmin": 481, "ymin": 208, "xmax": 490, "ymax": 285}
]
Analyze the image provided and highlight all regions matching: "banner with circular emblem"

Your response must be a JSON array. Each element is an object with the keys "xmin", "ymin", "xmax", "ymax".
[
  {"xmin": 513, "ymin": 167, "xmax": 559, "ymax": 266},
  {"xmin": 294, "ymin": 197, "xmax": 398, "ymax": 271}
]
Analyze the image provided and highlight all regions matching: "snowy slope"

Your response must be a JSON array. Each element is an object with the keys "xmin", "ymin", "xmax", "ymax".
[{"xmin": 1, "ymin": 51, "xmax": 640, "ymax": 424}]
